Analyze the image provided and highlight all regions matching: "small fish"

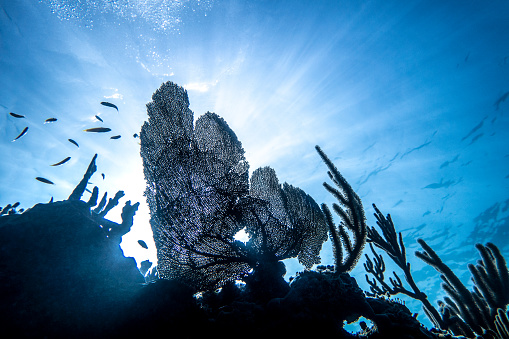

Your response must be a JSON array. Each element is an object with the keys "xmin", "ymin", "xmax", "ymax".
[
  {"xmin": 45, "ymin": 118, "xmax": 57, "ymax": 123},
  {"xmin": 95, "ymin": 115, "xmax": 103, "ymax": 122},
  {"xmin": 494, "ymin": 91, "xmax": 509, "ymax": 110},
  {"xmin": 9, "ymin": 112, "xmax": 25, "ymax": 118},
  {"xmin": 12, "ymin": 126, "xmax": 28, "ymax": 141},
  {"xmin": 110, "ymin": 135, "xmax": 121, "ymax": 139},
  {"xmin": 85, "ymin": 188, "xmax": 92, "ymax": 193},
  {"xmin": 100, "ymin": 101, "xmax": 118, "ymax": 111},
  {"xmin": 84, "ymin": 127, "xmax": 111, "ymax": 133},
  {"xmin": 133, "ymin": 133, "xmax": 138, "ymax": 138},
  {"xmin": 101, "ymin": 173, "xmax": 105, "ymax": 180},
  {"xmin": 138, "ymin": 240, "xmax": 148, "ymax": 249},
  {"xmin": 50, "ymin": 156, "xmax": 71, "ymax": 166},
  {"xmin": 68, "ymin": 139, "xmax": 79, "ymax": 147},
  {"xmin": 36, "ymin": 177, "xmax": 54, "ymax": 185}
]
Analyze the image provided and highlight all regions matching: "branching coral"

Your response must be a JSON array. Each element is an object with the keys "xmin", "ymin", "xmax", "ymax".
[
  {"xmin": 68, "ymin": 153, "xmax": 140, "ymax": 242},
  {"xmin": 364, "ymin": 203, "xmax": 509, "ymax": 337},
  {"xmin": 364, "ymin": 204, "xmax": 444, "ymax": 329},
  {"xmin": 0, "ymin": 202, "xmax": 22, "ymax": 215},
  {"xmin": 315, "ymin": 145, "xmax": 367, "ymax": 273},
  {"xmin": 416, "ymin": 239, "xmax": 509, "ymax": 337}
]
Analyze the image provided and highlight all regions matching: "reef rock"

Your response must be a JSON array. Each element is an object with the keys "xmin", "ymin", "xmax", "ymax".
[{"xmin": 0, "ymin": 199, "xmax": 144, "ymax": 337}]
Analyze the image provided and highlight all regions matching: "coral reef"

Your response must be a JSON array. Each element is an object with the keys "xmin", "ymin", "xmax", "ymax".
[{"xmin": 4, "ymin": 81, "xmax": 505, "ymax": 338}]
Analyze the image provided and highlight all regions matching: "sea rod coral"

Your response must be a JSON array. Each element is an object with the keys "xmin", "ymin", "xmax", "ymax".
[{"xmin": 364, "ymin": 203, "xmax": 509, "ymax": 338}]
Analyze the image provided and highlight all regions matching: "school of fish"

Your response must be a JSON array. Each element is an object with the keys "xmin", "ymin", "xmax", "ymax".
[{"xmin": 6, "ymin": 101, "xmax": 140, "ymax": 186}]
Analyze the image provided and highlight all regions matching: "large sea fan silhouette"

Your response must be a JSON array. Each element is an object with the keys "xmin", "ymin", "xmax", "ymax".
[{"xmin": 140, "ymin": 81, "xmax": 328, "ymax": 291}]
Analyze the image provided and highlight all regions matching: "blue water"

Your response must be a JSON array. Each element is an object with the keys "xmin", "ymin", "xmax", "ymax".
[{"xmin": 1, "ymin": 0, "xmax": 508, "ymax": 329}]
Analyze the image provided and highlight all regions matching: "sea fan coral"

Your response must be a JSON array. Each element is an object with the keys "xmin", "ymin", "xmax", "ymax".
[{"xmin": 140, "ymin": 81, "xmax": 327, "ymax": 292}]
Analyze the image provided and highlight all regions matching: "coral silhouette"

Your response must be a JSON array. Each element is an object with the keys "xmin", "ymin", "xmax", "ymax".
[
  {"xmin": 364, "ymin": 204, "xmax": 444, "ymax": 329},
  {"xmin": 316, "ymin": 145, "xmax": 368, "ymax": 273},
  {"xmin": 140, "ymin": 82, "xmax": 328, "ymax": 298},
  {"xmin": 416, "ymin": 239, "xmax": 509, "ymax": 337},
  {"xmin": 0, "ymin": 154, "xmax": 144, "ymax": 337},
  {"xmin": 364, "ymin": 203, "xmax": 509, "ymax": 338},
  {"xmin": 4, "ymin": 81, "xmax": 505, "ymax": 338}
]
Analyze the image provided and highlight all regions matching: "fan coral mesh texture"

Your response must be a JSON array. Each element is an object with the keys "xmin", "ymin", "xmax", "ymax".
[{"xmin": 140, "ymin": 82, "xmax": 327, "ymax": 291}]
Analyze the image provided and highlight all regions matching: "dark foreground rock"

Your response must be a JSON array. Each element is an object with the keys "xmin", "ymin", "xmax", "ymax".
[
  {"xmin": 0, "ymin": 199, "xmax": 144, "ymax": 338},
  {"xmin": 0, "ymin": 199, "xmax": 445, "ymax": 338}
]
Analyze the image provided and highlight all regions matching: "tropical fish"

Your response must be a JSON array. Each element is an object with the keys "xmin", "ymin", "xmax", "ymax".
[
  {"xmin": 100, "ymin": 101, "xmax": 118, "ymax": 111},
  {"xmin": 133, "ymin": 133, "xmax": 138, "ymax": 138},
  {"xmin": 110, "ymin": 135, "xmax": 121, "ymax": 139},
  {"xmin": 36, "ymin": 177, "xmax": 54, "ymax": 185},
  {"xmin": 68, "ymin": 139, "xmax": 79, "ymax": 147},
  {"xmin": 45, "ymin": 118, "xmax": 57, "ymax": 123},
  {"xmin": 138, "ymin": 240, "xmax": 148, "ymax": 249},
  {"xmin": 12, "ymin": 127, "xmax": 28, "ymax": 141},
  {"xmin": 50, "ymin": 156, "xmax": 71, "ymax": 166},
  {"xmin": 95, "ymin": 115, "xmax": 103, "ymax": 122},
  {"xmin": 85, "ymin": 188, "xmax": 92, "ymax": 193},
  {"xmin": 9, "ymin": 112, "xmax": 25, "ymax": 118},
  {"xmin": 84, "ymin": 127, "xmax": 111, "ymax": 133}
]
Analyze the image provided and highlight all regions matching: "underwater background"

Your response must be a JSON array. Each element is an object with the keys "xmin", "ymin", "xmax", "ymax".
[{"xmin": 1, "ymin": 0, "xmax": 508, "ymax": 329}]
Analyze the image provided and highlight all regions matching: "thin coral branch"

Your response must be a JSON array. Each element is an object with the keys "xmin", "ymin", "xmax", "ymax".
[
  {"xmin": 495, "ymin": 308, "xmax": 509, "ymax": 339},
  {"xmin": 68, "ymin": 154, "xmax": 97, "ymax": 201},
  {"xmin": 316, "ymin": 145, "xmax": 367, "ymax": 273}
]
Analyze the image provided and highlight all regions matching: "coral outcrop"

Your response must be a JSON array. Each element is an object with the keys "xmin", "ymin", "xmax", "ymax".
[{"xmin": 0, "ymin": 155, "xmax": 144, "ymax": 337}]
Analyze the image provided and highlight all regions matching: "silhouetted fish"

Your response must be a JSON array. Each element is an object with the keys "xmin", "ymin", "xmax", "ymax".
[
  {"xmin": 461, "ymin": 117, "xmax": 486, "ymax": 141},
  {"xmin": 494, "ymin": 91, "xmax": 509, "ymax": 110},
  {"xmin": 36, "ymin": 177, "xmax": 54, "ymax": 184},
  {"xmin": 110, "ymin": 135, "xmax": 121, "ymax": 139},
  {"xmin": 101, "ymin": 173, "xmax": 105, "ymax": 180},
  {"xmin": 12, "ymin": 126, "xmax": 28, "ymax": 141},
  {"xmin": 84, "ymin": 127, "xmax": 111, "ymax": 133},
  {"xmin": 133, "ymin": 133, "xmax": 138, "ymax": 138},
  {"xmin": 138, "ymin": 240, "xmax": 148, "ymax": 249},
  {"xmin": 100, "ymin": 101, "xmax": 118, "ymax": 111},
  {"xmin": 95, "ymin": 115, "xmax": 103, "ymax": 122},
  {"xmin": 68, "ymin": 139, "xmax": 79, "ymax": 147},
  {"xmin": 45, "ymin": 118, "xmax": 57, "ymax": 123},
  {"xmin": 50, "ymin": 156, "xmax": 71, "ymax": 166},
  {"xmin": 9, "ymin": 112, "xmax": 25, "ymax": 118}
]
